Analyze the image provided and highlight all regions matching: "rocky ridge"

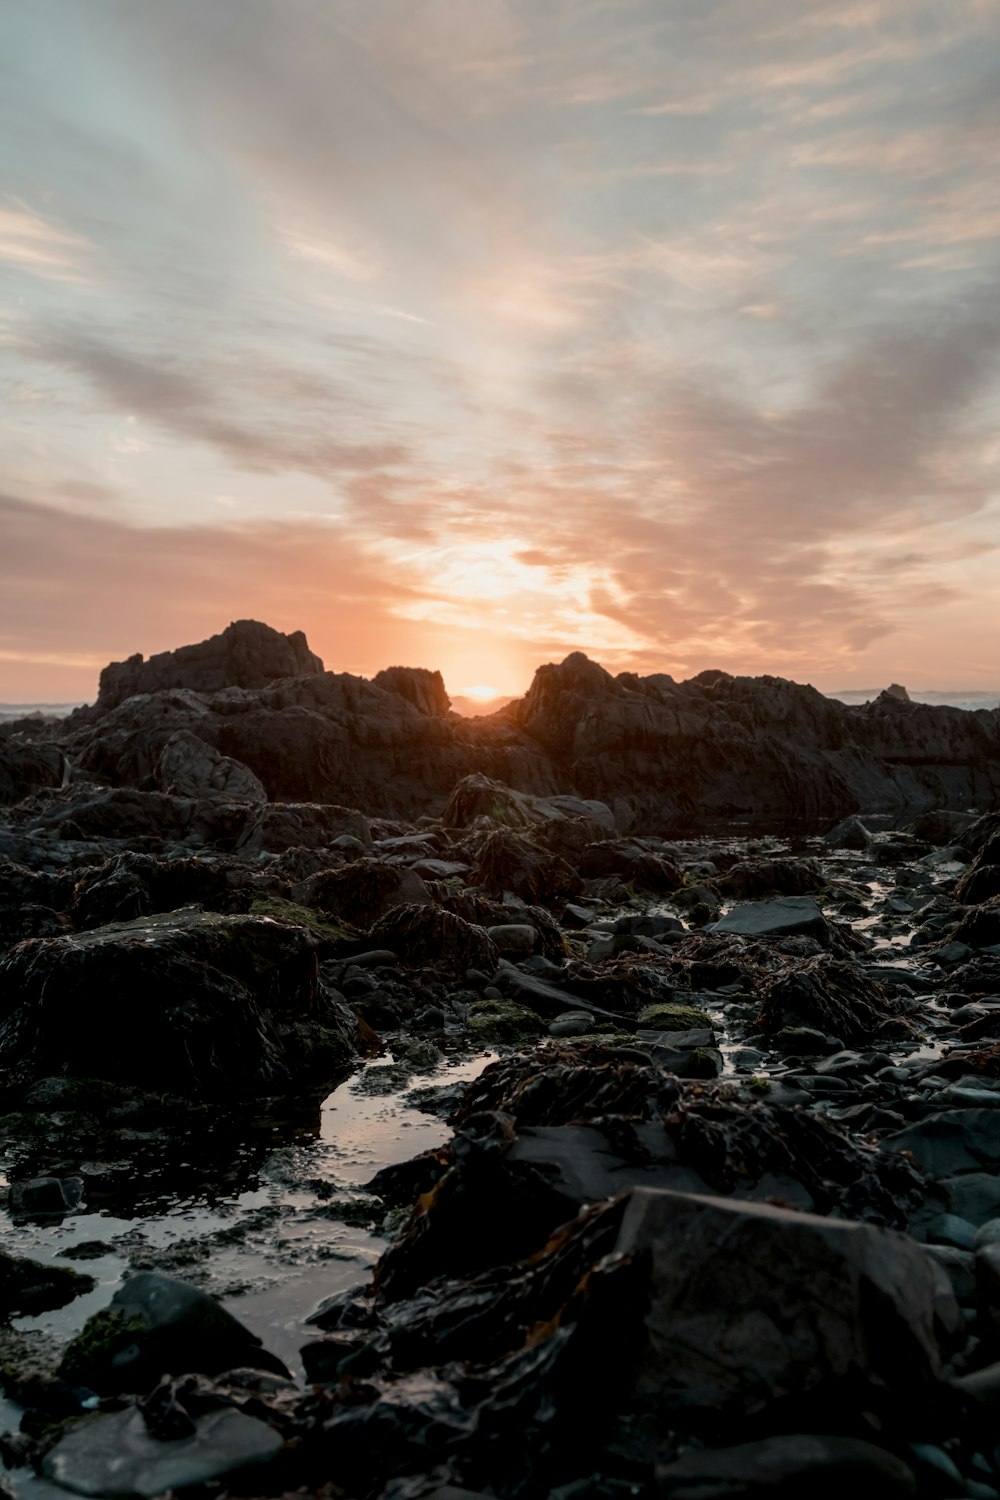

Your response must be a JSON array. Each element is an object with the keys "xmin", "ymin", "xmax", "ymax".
[{"xmin": 1, "ymin": 623, "xmax": 1000, "ymax": 1497}]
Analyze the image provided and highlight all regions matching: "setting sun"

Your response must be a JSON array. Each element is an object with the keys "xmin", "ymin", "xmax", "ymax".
[{"xmin": 459, "ymin": 683, "xmax": 503, "ymax": 700}]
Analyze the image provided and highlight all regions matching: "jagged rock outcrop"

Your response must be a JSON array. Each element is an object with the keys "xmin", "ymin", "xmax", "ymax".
[
  {"xmin": 372, "ymin": 666, "xmax": 450, "ymax": 717},
  {"xmin": 91, "ymin": 620, "xmax": 324, "ymax": 714},
  {"xmin": 11, "ymin": 628, "xmax": 1000, "ymax": 832}
]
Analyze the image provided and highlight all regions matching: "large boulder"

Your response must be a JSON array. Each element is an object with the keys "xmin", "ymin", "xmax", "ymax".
[
  {"xmin": 58, "ymin": 1272, "xmax": 288, "ymax": 1392},
  {"xmin": 92, "ymin": 619, "xmax": 323, "ymax": 713},
  {"xmin": 0, "ymin": 909, "xmax": 355, "ymax": 1098},
  {"xmin": 612, "ymin": 1187, "xmax": 954, "ymax": 1423}
]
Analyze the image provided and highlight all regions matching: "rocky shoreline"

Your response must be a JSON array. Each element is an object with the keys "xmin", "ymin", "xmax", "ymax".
[{"xmin": 2, "ymin": 622, "xmax": 1000, "ymax": 1497}]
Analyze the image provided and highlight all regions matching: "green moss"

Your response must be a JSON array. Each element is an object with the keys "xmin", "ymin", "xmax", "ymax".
[
  {"xmin": 637, "ymin": 1003, "xmax": 713, "ymax": 1032},
  {"xmin": 351, "ymin": 1063, "xmax": 412, "ymax": 1096},
  {"xmin": 683, "ymin": 1047, "xmax": 723, "ymax": 1079},
  {"xmin": 58, "ymin": 1306, "xmax": 147, "ymax": 1387},
  {"xmin": 743, "ymin": 1075, "xmax": 773, "ymax": 1094},
  {"xmin": 249, "ymin": 898, "xmax": 352, "ymax": 943},
  {"xmin": 395, "ymin": 1039, "xmax": 444, "ymax": 1074},
  {"xmin": 467, "ymin": 999, "xmax": 545, "ymax": 1043}
]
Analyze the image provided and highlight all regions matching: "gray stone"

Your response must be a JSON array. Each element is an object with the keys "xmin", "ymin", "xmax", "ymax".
[
  {"xmin": 925, "ymin": 1213, "xmax": 979, "ymax": 1252},
  {"xmin": 711, "ymin": 896, "xmax": 829, "ymax": 940},
  {"xmin": 976, "ymin": 1217, "xmax": 1000, "ymax": 1249},
  {"xmin": 924, "ymin": 1244, "xmax": 976, "ymax": 1303},
  {"xmin": 486, "ymin": 923, "xmax": 537, "ymax": 956},
  {"xmin": 613, "ymin": 1187, "xmax": 954, "ymax": 1420},
  {"xmin": 43, "ymin": 1404, "xmax": 283, "ymax": 1498},
  {"xmin": 60, "ymin": 1272, "xmax": 286, "ymax": 1393},
  {"xmin": 943, "ymin": 1173, "xmax": 1000, "ymax": 1226},
  {"xmin": 657, "ymin": 1433, "xmax": 915, "ymax": 1496},
  {"xmin": 882, "ymin": 1111, "xmax": 1000, "ymax": 1178}
]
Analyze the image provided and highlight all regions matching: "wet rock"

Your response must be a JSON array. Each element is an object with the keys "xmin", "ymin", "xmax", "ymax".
[
  {"xmin": 10, "ymin": 1176, "xmax": 83, "ymax": 1217},
  {"xmin": 440, "ymin": 773, "xmax": 613, "ymax": 845},
  {"xmin": 367, "ymin": 904, "xmax": 499, "ymax": 977},
  {"xmin": 0, "ymin": 909, "xmax": 355, "ymax": 1097},
  {"xmin": 711, "ymin": 896, "xmax": 831, "ymax": 941},
  {"xmin": 655, "ymin": 1433, "xmax": 917, "ymax": 1496},
  {"xmin": 486, "ymin": 923, "xmax": 537, "ymax": 956},
  {"xmin": 43, "ymin": 1403, "xmax": 284, "ymax": 1497},
  {"xmin": 882, "ymin": 1111, "xmax": 1000, "ymax": 1178},
  {"xmin": 59, "ymin": 1272, "xmax": 289, "ymax": 1392},
  {"xmin": 636, "ymin": 1003, "xmax": 712, "ymax": 1031},
  {"xmin": 0, "ymin": 1249, "xmax": 95, "ymax": 1319},
  {"xmin": 295, "ymin": 857, "xmax": 431, "ymax": 926},
  {"xmin": 236, "ymin": 801, "xmax": 372, "ymax": 854},
  {"xmin": 473, "ymin": 828, "xmax": 582, "ymax": 905},
  {"xmin": 614, "ymin": 1187, "xmax": 953, "ymax": 1423},
  {"xmin": 467, "ymin": 999, "xmax": 547, "ymax": 1043},
  {"xmin": 719, "ymin": 858, "xmax": 824, "ymax": 899},
  {"xmin": 758, "ymin": 955, "xmax": 904, "ymax": 1045},
  {"xmin": 825, "ymin": 815, "xmax": 873, "ymax": 850},
  {"xmin": 578, "ymin": 839, "xmax": 683, "ymax": 892}
]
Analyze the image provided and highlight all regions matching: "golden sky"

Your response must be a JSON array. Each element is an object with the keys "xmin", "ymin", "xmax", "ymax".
[{"xmin": 2, "ymin": 0, "xmax": 1000, "ymax": 701}]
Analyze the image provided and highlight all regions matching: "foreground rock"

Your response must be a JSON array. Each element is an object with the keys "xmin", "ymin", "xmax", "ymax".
[{"xmin": 0, "ymin": 909, "xmax": 357, "ymax": 1098}]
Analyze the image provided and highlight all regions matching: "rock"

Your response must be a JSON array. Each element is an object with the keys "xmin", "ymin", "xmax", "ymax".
[
  {"xmin": 236, "ymin": 802, "xmax": 372, "ymax": 853},
  {"xmin": 59, "ymin": 1272, "xmax": 288, "ymax": 1392},
  {"xmin": 486, "ymin": 923, "xmax": 537, "ymax": 956},
  {"xmin": 719, "ymin": 858, "xmax": 824, "ymax": 898},
  {"xmin": 473, "ymin": 828, "xmax": 582, "ymax": 905},
  {"xmin": 711, "ymin": 896, "xmax": 830, "ymax": 941},
  {"xmin": 0, "ymin": 1248, "xmax": 95, "ymax": 1318},
  {"xmin": 156, "ymin": 730, "xmax": 266, "ymax": 802},
  {"xmin": 0, "ymin": 909, "xmax": 355, "ymax": 1097},
  {"xmin": 294, "ymin": 859, "xmax": 431, "ymax": 926},
  {"xmin": 9, "ymin": 1175, "xmax": 84, "ymax": 1217},
  {"xmin": 636, "ymin": 1003, "xmax": 713, "ymax": 1031},
  {"xmin": 882, "ymin": 1111, "xmax": 1000, "ymax": 1178},
  {"xmin": 366, "ymin": 904, "xmax": 499, "ymax": 977},
  {"xmin": 825, "ymin": 815, "xmax": 873, "ymax": 849},
  {"xmin": 91, "ymin": 618, "xmax": 323, "ymax": 713},
  {"xmin": 0, "ymin": 738, "xmax": 64, "ymax": 805},
  {"xmin": 372, "ymin": 665, "xmax": 450, "ymax": 717},
  {"xmin": 43, "ymin": 1403, "xmax": 284, "ymax": 1497},
  {"xmin": 656, "ymin": 1433, "xmax": 917, "ymax": 1496},
  {"xmin": 613, "ymin": 1187, "xmax": 953, "ymax": 1422},
  {"xmin": 758, "ymin": 956, "xmax": 903, "ymax": 1045},
  {"xmin": 467, "ymin": 999, "xmax": 547, "ymax": 1043}
]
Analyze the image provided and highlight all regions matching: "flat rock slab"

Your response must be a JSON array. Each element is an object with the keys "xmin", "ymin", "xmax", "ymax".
[
  {"xmin": 711, "ymin": 896, "xmax": 828, "ymax": 940},
  {"xmin": 43, "ymin": 1405, "xmax": 283, "ymax": 1498},
  {"xmin": 882, "ymin": 1110, "xmax": 1000, "ymax": 1178}
]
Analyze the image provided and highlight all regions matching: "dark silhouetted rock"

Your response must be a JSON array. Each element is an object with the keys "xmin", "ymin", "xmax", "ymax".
[
  {"xmin": 473, "ymin": 828, "xmax": 582, "ymax": 905},
  {"xmin": 613, "ymin": 1187, "xmax": 952, "ymax": 1422},
  {"xmin": 366, "ymin": 904, "xmax": 499, "ymax": 977},
  {"xmin": 0, "ymin": 909, "xmax": 355, "ymax": 1097},
  {"xmin": 93, "ymin": 619, "xmax": 324, "ymax": 713},
  {"xmin": 58, "ymin": 1272, "xmax": 288, "ymax": 1393},
  {"xmin": 373, "ymin": 666, "xmax": 450, "ymax": 717},
  {"xmin": 758, "ymin": 955, "xmax": 904, "ymax": 1045}
]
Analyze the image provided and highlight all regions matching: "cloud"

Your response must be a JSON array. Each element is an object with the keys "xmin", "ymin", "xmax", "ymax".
[{"xmin": 0, "ymin": 202, "xmax": 94, "ymax": 282}]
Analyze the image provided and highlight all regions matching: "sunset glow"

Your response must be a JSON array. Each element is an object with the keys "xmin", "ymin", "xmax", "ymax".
[{"xmin": 2, "ymin": 1, "xmax": 1000, "ymax": 702}]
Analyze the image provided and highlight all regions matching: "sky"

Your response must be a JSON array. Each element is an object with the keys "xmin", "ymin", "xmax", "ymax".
[{"xmin": 2, "ymin": 0, "xmax": 1000, "ymax": 703}]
